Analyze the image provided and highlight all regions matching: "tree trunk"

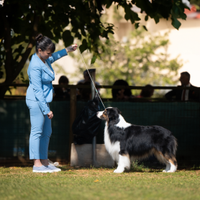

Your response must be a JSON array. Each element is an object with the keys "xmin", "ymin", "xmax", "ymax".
[
  {"xmin": 0, "ymin": 84, "xmax": 9, "ymax": 99},
  {"xmin": 0, "ymin": 12, "xmax": 40, "ymax": 99}
]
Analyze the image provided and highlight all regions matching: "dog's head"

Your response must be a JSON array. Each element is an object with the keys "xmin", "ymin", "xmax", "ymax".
[{"xmin": 97, "ymin": 107, "xmax": 121, "ymax": 122}]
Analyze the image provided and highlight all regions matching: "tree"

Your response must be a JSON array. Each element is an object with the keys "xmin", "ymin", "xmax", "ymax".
[
  {"xmin": 72, "ymin": 28, "xmax": 183, "ymax": 98},
  {"xmin": 0, "ymin": 0, "xmax": 188, "ymax": 98}
]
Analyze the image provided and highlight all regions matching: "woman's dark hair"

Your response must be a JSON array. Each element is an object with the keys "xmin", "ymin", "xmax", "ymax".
[{"xmin": 35, "ymin": 34, "xmax": 55, "ymax": 53}]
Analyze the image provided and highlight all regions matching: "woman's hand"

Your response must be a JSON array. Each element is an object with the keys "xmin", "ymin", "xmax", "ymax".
[
  {"xmin": 47, "ymin": 111, "xmax": 53, "ymax": 119},
  {"xmin": 66, "ymin": 44, "xmax": 78, "ymax": 53}
]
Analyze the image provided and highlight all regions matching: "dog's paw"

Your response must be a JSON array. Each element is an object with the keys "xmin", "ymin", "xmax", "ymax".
[
  {"xmin": 114, "ymin": 168, "xmax": 124, "ymax": 173},
  {"xmin": 166, "ymin": 169, "xmax": 176, "ymax": 173},
  {"xmin": 163, "ymin": 169, "xmax": 176, "ymax": 173},
  {"xmin": 166, "ymin": 165, "xmax": 177, "ymax": 173},
  {"xmin": 114, "ymin": 169, "xmax": 123, "ymax": 173},
  {"xmin": 163, "ymin": 166, "xmax": 177, "ymax": 172}
]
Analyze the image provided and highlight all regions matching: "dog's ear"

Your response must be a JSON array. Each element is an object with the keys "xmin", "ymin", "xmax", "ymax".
[{"xmin": 115, "ymin": 107, "xmax": 121, "ymax": 114}]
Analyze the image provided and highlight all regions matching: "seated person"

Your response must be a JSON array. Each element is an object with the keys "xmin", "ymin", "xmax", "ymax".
[
  {"xmin": 165, "ymin": 71, "xmax": 199, "ymax": 101},
  {"xmin": 112, "ymin": 79, "xmax": 134, "ymax": 100},
  {"xmin": 54, "ymin": 75, "xmax": 70, "ymax": 100},
  {"xmin": 136, "ymin": 84, "xmax": 154, "ymax": 100}
]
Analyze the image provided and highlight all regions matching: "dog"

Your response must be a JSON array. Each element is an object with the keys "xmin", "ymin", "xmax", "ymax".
[{"xmin": 97, "ymin": 107, "xmax": 178, "ymax": 173}]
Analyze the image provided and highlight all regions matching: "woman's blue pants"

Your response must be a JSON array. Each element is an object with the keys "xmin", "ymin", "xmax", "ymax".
[{"xmin": 26, "ymin": 100, "xmax": 52, "ymax": 159}]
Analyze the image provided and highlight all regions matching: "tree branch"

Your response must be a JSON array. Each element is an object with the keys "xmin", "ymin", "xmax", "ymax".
[
  {"xmin": 11, "ymin": 15, "xmax": 41, "ymax": 81},
  {"xmin": 0, "ymin": 7, "xmax": 12, "ymax": 83}
]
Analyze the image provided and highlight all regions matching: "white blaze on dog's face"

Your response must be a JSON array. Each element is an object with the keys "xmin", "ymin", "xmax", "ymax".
[
  {"xmin": 97, "ymin": 107, "xmax": 131, "ymax": 128},
  {"xmin": 96, "ymin": 110, "xmax": 108, "ymax": 121},
  {"xmin": 97, "ymin": 107, "xmax": 121, "ymax": 122},
  {"xmin": 97, "ymin": 107, "xmax": 114, "ymax": 121}
]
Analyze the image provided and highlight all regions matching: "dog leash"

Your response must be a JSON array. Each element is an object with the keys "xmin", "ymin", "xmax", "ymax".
[{"xmin": 77, "ymin": 45, "xmax": 106, "ymax": 110}]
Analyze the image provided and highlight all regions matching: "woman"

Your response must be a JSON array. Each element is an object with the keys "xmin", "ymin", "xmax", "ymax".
[{"xmin": 26, "ymin": 34, "xmax": 77, "ymax": 173}]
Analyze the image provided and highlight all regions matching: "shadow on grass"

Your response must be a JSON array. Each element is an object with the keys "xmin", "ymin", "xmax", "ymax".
[{"xmin": 1, "ymin": 156, "xmax": 200, "ymax": 172}]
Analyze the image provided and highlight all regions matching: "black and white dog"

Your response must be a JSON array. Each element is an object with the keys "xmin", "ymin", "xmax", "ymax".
[{"xmin": 97, "ymin": 107, "xmax": 178, "ymax": 173}]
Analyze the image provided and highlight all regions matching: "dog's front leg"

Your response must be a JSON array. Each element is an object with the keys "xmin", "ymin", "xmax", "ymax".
[{"xmin": 114, "ymin": 154, "xmax": 130, "ymax": 173}]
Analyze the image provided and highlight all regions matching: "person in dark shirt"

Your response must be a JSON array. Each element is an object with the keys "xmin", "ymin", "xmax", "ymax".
[
  {"xmin": 165, "ymin": 71, "xmax": 199, "ymax": 101},
  {"xmin": 136, "ymin": 84, "xmax": 154, "ymax": 98},
  {"xmin": 54, "ymin": 75, "xmax": 70, "ymax": 100},
  {"xmin": 112, "ymin": 79, "xmax": 134, "ymax": 100}
]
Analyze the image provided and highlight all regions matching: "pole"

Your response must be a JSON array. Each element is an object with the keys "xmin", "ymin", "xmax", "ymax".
[
  {"xmin": 90, "ymin": 69, "xmax": 96, "ymax": 166},
  {"xmin": 69, "ymin": 87, "xmax": 77, "ymax": 163}
]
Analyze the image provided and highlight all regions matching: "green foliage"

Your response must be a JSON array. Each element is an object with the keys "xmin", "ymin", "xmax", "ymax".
[
  {"xmin": 0, "ymin": 0, "xmax": 188, "ymax": 97},
  {"xmin": 72, "ymin": 28, "xmax": 183, "ymax": 97},
  {"xmin": 131, "ymin": 160, "xmax": 146, "ymax": 172}
]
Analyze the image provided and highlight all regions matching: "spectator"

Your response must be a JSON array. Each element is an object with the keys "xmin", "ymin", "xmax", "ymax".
[
  {"xmin": 54, "ymin": 75, "xmax": 70, "ymax": 100},
  {"xmin": 77, "ymin": 81, "xmax": 99, "ymax": 101},
  {"xmin": 77, "ymin": 69, "xmax": 100, "ymax": 100},
  {"xmin": 136, "ymin": 84, "xmax": 154, "ymax": 99},
  {"xmin": 78, "ymin": 69, "xmax": 99, "ymax": 85},
  {"xmin": 112, "ymin": 79, "xmax": 134, "ymax": 100},
  {"xmin": 165, "ymin": 71, "xmax": 199, "ymax": 101}
]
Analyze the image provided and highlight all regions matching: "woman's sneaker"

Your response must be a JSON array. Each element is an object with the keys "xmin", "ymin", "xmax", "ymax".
[
  {"xmin": 47, "ymin": 164, "xmax": 61, "ymax": 172},
  {"xmin": 33, "ymin": 165, "xmax": 53, "ymax": 173}
]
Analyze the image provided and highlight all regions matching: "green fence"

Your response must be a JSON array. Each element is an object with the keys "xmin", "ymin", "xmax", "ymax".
[{"xmin": 0, "ymin": 100, "xmax": 200, "ymax": 166}]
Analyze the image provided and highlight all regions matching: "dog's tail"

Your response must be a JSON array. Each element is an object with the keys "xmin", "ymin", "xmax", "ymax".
[{"xmin": 153, "ymin": 132, "xmax": 178, "ymax": 170}]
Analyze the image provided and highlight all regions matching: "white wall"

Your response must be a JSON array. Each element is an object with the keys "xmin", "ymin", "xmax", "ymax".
[{"xmin": 146, "ymin": 18, "xmax": 200, "ymax": 86}]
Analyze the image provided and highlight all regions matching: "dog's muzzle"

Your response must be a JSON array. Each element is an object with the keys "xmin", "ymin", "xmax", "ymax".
[{"xmin": 96, "ymin": 111, "xmax": 103, "ymax": 119}]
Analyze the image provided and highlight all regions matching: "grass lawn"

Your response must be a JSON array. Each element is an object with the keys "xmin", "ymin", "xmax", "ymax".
[{"xmin": 0, "ymin": 165, "xmax": 200, "ymax": 200}]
